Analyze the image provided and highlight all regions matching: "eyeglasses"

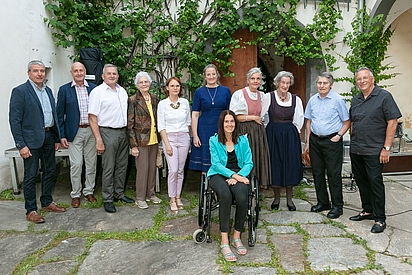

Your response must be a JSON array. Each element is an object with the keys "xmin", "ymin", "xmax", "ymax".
[{"xmin": 170, "ymin": 102, "xmax": 180, "ymax": 109}]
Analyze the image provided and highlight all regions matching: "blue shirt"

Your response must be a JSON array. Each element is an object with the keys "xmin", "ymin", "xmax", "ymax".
[
  {"xmin": 304, "ymin": 90, "xmax": 349, "ymax": 136},
  {"xmin": 29, "ymin": 79, "xmax": 54, "ymax": 127}
]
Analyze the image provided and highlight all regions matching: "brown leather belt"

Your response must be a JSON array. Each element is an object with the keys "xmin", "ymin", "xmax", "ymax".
[
  {"xmin": 44, "ymin": 127, "xmax": 51, "ymax": 131},
  {"xmin": 79, "ymin": 125, "xmax": 89, "ymax": 128}
]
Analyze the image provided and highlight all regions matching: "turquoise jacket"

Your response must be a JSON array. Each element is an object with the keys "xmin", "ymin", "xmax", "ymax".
[{"xmin": 207, "ymin": 134, "xmax": 253, "ymax": 179}]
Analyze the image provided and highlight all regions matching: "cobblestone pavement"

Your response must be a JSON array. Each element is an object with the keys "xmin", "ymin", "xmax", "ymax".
[{"xmin": 1, "ymin": 160, "xmax": 412, "ymax": 275}]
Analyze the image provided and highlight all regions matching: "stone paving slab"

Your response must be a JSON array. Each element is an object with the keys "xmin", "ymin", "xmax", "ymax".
[
  {"xmin": 351, "ymin": 271, "xmax": 384, "ymax": 275},
  {"xmin": 267, "ymin": 225, "xmax": 297, "ymax": 234},
  {"xmin": 270, "ymin": 234, "xmax": 304, "ymax": 273},
  {"xmin": 160, "ymin": 215, "xmax": 220, "ymax": 239},
  {"xmin": 301, "ymin": 224, "xmax": 346, "ymax": 237},
  {"xmin": 0, "ymin": 200, "xmax": 28, "ymax": 231},
  {"xmin": 0, "ymin": 233, "xmax": 56, "ymax": 275},
  {"xmin": 256, "ymin": 228, "xmax": 268, "ymax": 243},
  {"xmin": 35, "ymin": 205, "xmax": 158, "ymax": 232},
  {"xmin": 28, "ymin": 260, "xmax": 77, "ymax": 275},
  {"xmin": 77, "ymin": 240, "xmax": 220, "ymax": 275},
  {"xmin": 308, "ymin": 237, "xmax": 368, "ymax": 271},
  {"xmin": 387, "ymin": 229, "xmax": 412, "ymax": 256},
  {"xmin": 375, "ymin": 253, "xmax": 412, "ymax": 275},
  {"xmin": 261, "ymin": 211, "xmax": 327, "ymax": 225},
  {"xmin": 42, "ymin": 237, "xmax": 87, "ymax": 261},
  {"xmin": 236, "ymin": 243, "xmax": 273, "ymax": 264},
  {"xmin": 343, "ymin": 220, "xmax": 390, "ymax": 253},
  {"xmin": 231, "ymin": 266, "xmax": 278, "ymax": 274}
]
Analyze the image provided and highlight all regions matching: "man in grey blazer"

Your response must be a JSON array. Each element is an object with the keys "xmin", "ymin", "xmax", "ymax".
[
  {"xmin": 57, "ymin": 62, "xmax": 98, "ymax": 208},
  {"xmin": 9, "ymin": 60, "xmax": 66, "ymax": 223}
]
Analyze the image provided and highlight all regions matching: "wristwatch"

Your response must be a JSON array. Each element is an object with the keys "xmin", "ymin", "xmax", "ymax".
[{"xmin": 383, "ymin": 146, "xmax": 391, "ymax": 151}]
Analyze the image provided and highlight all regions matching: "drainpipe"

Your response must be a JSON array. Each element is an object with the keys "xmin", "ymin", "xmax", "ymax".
[{"xmin": 358, "ymin": 0, "xmax": 364, "ymax": 33}]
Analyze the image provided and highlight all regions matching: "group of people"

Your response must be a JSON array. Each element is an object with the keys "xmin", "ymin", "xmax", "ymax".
[
  {"xmin": 9, "ymin": 60, "xmax": 401, "ymax": 261},
  {"xmin": 304, "ymin": 69, "xmax": 401, "ymax": 235}
]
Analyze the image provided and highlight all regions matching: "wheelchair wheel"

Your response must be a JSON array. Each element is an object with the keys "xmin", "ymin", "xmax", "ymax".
[
  {"xmin": 198, "ymin": 174, "xmax": 206, "ymax": 227},
  {"xmin": 248, "ymin": 175, "xmax": 259, "ymax": 247},
  {"xmin": 193, "ymin": 229, "xmax": 206, "ymax": 244}
]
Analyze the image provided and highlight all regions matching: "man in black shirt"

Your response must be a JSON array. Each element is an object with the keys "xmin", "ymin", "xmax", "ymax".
[{"xmin": 349, "ymin": 67, "xmax": 401, "ymax": 233}]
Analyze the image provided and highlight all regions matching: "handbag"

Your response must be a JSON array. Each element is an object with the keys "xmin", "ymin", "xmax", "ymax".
[
  {"xmin": 302, "ymin": 150, "xmax": 311, "ymax": 167},
  {"xmin": 156, "ymin": 147, "xmax": 163, "ymax": 168}
]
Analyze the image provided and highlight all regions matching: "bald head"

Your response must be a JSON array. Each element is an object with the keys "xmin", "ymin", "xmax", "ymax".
[{"xmin": 70, "ymin": 62, "xmax": 86, "ymax": 85}]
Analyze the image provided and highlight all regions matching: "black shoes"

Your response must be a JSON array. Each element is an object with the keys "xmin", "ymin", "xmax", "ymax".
[
  {"xmin": 349, "ymin": 210, "xmax": 374, "ymax": 221},
  {"xmin": 287, "ymin": 203, "xmax": 296, "ymax": 211},
  {"xmin": 310, "ymin": 204, "xmax": 331, "ymax": 212},
  {"xmin": 371, "ymin": 221, "xmax": 386, "ymax": 233},
  {"xmin": 271, "ymin": 201, "xmax": 296, "ymax": 211},
  {"xmin": 271, "ymin": 201, "xmax": 279, "ymax": 210},
  {"xmin": 114, "ymin": 196, "xmax": 135, "ymax": 204},
  {"xmin": 104, "ymin": 202, "xmax": 116, "ymax": 213},
  {"xmin": 327, "ymin": 207, "xmax": 343, "ymax": 219}
]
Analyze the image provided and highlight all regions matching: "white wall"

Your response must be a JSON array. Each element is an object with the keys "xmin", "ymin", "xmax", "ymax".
[
  {"xmin": 0, "ymin": 1, "xmax": 73, "ymax": 191},
  {"xmin": 381, "ymin": 9, "xmax": 412, "ymax": 138},
  {"xmin": 296, "ymin": 1, "xmax": 359, "ymax": 96}
]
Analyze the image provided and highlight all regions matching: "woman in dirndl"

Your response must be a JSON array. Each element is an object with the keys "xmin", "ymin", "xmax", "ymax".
[
  {"xmin": 265, "ymin": 71, "xmax": 304, "ymax": 211},
  {"xmin": 229, "ymin": 67, "xmax": 271, "ymax": 188}
]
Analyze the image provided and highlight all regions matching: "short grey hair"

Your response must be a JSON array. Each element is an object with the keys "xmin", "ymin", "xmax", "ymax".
[
  {"xmin": 274, "ymin": 71, "xmax": 294, "ymax": 87},
  {"xmin": 134, "ymin": 71, "xmax": 153, "ymax": 86},
  {"xmin": 317, "ymin": 72, "xmax": 334, "ymax": 85},
  {"xmin": 27, "ymin": 60, "xmax": 45, "ymax": 71},
  {"xmin": 246, "ymin": 67, "xmax": 262, "ymax": 81},
  {"xmin": 355, "ymin": 66, "xmax": 374, "ymax": 77},
  {"xmin": 103, "ymin": 64, "xmax": 118, "ymax": 74},
  {"xmin": 202, "ymin": 64, "xmax": 221, "ymax": 85}
]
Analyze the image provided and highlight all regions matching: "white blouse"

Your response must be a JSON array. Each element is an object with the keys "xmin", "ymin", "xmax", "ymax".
[
  {"xmin": 157, "ymin": 97, "xmax": 191, "ymax": 133},
  {"xmin": 261, "ymin": 91, "xmax": 304, "ymax": 132},
  {"xmin": 229, "ymin": 87, "xmax": 269, "ymax": 118}
]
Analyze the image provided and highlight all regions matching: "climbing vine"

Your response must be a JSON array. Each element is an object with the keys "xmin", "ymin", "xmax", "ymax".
[
  {"xmin": 43, "ymin": 0, "xmax": 394, "ymax": 96},
  {"xmin": 341, "ymin": 6, "xmax": 397, "ymax": 98}
]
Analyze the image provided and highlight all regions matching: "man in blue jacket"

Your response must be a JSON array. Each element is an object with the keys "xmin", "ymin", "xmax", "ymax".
[
  {"xmin": 57, "ymin": 62, "xmax": 98, "ymax": 208},
  {"xmin": 9, "ymin": 60, "xmax": 66, "ymax": 223}
]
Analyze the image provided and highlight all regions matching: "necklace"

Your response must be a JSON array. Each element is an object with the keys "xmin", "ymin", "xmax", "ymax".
[
  {"xmin": 278, "ymin": 91, "xmax": 288, "ymax": 102},
  {"xmin": 170, "ymin": 101, "xmax": 180, "ymax": 109},
  {"xmin": 143, "ymin": 94, "xmax": 150, "ymax": 101},
  {"xmin": 249, "ymin": 91, "xmax": 258, "ymax": 100},
  {"xmin": 206, "ymin": 86, "xmax": 218, "ymax": 105}
]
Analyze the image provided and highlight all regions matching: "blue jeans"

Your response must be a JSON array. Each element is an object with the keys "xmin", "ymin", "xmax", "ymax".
[{"xmin": 23, "ymin": 131, "xmax": 56, "ymax": 213}]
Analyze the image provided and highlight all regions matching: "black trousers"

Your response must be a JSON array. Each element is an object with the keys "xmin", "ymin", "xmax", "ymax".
[
  {"xmin": 309, "ymin": 134, "xmax": 343, "ymax": 208},
  {"xmin": 350, "ymin": 153, "xmax": 385, "ymax": 222},
  {"xmin": 209, "ymin": 174, "xmax": 249, "ymax": 233}
]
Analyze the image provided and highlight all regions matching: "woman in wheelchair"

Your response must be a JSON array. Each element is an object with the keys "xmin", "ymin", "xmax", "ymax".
[{"xmin": 207, "ymin": 110, "xmax": 253, "ymax": 262}]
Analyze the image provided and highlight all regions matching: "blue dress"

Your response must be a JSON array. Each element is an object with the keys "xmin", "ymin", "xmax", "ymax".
[{"xmin": 189, "ymin": 85, "xmax": 231, "ymax": 172}]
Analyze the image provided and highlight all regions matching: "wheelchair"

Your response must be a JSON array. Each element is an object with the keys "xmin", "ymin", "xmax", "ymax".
[{"xmin": 193, "ymin": 173, "xmax": 260, "ymax": 247}]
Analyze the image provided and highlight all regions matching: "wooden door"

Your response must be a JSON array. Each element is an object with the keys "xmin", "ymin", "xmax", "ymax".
[
  {"xmin": 284, "ymin": 57, "xmax": 307, "ymax": 141},
  {"xmin": 219, "ymin": 29, "xmax": 257, "ymax": 93},
  {"xmin": 283, "ymin": 57, "xmax": 306, "ymax": 107}
]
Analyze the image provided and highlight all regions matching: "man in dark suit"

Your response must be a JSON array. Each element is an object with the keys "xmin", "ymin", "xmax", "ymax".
[
  {"xmin": 57, "ymin": 62, "xmax": 98, "ymax": 208},
  {"xmin": 9, "ymin": 60, "xmax": 66, "ymax": 223}
]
